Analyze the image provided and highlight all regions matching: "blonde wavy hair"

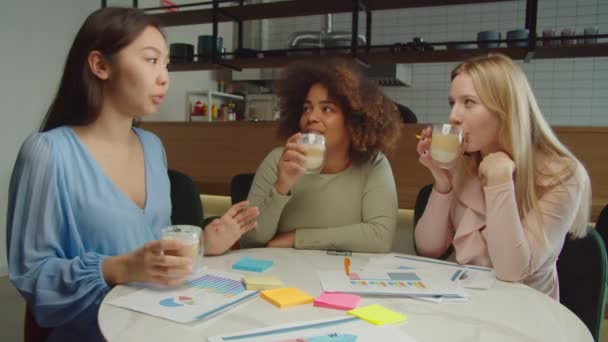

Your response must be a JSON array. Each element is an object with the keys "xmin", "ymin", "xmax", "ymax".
[{"xmin": 451, "ymin": 53, "xmax": 590, "ymax": 239}]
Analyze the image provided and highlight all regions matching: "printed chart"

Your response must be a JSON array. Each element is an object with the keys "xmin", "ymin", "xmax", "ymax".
[{"xmin": 107, "ymin": 270, "xmax": 258, "ymax": 323}]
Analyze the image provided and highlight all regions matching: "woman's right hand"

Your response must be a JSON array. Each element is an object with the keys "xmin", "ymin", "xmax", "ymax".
[
  {"xmin": 416, "ymin": 126, "xmax": 453, "ymax": 193},
  {"xmin": 274, "ymin": 132, "xmax": 307, "ymax": 195},
  {"xmin": 103, "ymin": 239, "xmax": 193, "ymax": 287}
]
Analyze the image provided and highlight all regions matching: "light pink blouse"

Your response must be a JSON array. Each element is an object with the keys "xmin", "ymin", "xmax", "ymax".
[{"xmin": 414, "ymin": 159, "xmax": 586, "ymax": 300}]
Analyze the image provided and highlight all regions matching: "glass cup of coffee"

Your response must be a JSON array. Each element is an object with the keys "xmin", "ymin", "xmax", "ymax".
[
  {"xmin": 430, "ymin": 123, "xmax": 463, "ymax": 169},
  {"xmin": 298, "ymin": 133, "xmax": 326, "ymax": 174},
  {"xmin": 161, "ymin": 225, "xmax": 203, "ymax": 271}
]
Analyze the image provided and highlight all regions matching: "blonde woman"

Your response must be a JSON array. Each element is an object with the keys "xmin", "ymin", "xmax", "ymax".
[{"xmin": 414, "ymin": 53, "xmax": 590, "ymax": 300}]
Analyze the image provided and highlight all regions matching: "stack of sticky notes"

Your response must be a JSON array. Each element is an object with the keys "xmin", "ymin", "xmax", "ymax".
[
  {"xmin": 347, "ymin": 304, "xmax": 408, "ymax": 325},
  {"xmin": 232, "ymin": 256, "xmax": 273, "ymax": 272},
  {"xmin": 313, "ymin": 292, "xmax": 360, "ymax": 311},
  {"xmin": 260, "ymin": 288, "xmax": 314, "ymax": 308},
  {"xmin": 242, "ymin": 275, "xmax": 284, "ymax": 290}
]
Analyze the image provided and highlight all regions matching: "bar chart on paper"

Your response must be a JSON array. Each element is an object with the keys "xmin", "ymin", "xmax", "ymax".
[
  {"xmin": 184, "ymin": 274, "xmax": 246, "ymax": 297},
  {"xmin": 106, "ymin": 270, "xmax": 259, "ymax": 324}
]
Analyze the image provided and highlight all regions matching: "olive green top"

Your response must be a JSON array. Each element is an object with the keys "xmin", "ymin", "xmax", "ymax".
[{"xmin": 240, "ymin": 147, "xmax": 398, "ymax": 253}]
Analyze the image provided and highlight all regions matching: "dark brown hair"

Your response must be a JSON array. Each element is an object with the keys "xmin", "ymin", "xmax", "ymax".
[
  {"xmin": 276, "ymin": 57, "xmax": 402, "ymax": 164},
  {"xmin": 41, "ymin": 7, "xmax": 163, "ymax": 132}
]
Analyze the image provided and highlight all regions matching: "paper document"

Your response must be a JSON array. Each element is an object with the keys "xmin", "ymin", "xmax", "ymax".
[
  {"xmin": 365, "ymin": 255, "xmax": 496, "ymax": 290},
  {"xmin": 318, "ymin": 269, "xmax": 466, "ymax": 299},
  {"xmin": 207, "ymin": 316, "xmax": 417, "ymax": 342},
  {"xmin": 106, "ymin": 269, "xmax": 258, "ymax": 324}
]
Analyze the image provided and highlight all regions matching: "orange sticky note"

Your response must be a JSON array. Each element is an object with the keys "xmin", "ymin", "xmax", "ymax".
[
  {"xmin": 260, "ymin": 288, "xmax": 314, "ymax": 308},
  {"xmin": 347, "ymin": 304, "xmax": 407, "ymax": 325}
]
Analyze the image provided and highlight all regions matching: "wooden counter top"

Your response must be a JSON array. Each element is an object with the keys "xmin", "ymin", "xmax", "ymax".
[{"xmin": 141, "ymin": 121, "xmax": 607, "ymax": 220}]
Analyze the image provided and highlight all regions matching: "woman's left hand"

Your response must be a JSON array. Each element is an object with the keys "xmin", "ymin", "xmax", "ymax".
[
  {"xmin": 266, "ymin": 231, "xmax": 296, "ymax": 248},
  {"xmin": 204, "ymin": 201, "xmax": 260, "ymax": 255},
  {"xmin": 478, "ymin": 151, "xmax": 516, "ymax": 186}
]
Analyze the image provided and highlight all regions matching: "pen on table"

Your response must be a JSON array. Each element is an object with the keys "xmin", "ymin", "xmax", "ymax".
[{"xmin": 344, "ymin": 257, "xmax": 350, "ymax": 276}]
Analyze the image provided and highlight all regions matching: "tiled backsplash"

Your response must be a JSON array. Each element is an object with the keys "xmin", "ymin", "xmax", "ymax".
[{"xmin": 265, "ymin": 0, "xmax": 608, "ymax": 126}]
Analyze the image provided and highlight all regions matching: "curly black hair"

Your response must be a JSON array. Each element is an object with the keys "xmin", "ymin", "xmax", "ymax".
[{"xmin": 276, "ymin": 57, "xmax": 402, "ymax": 164}]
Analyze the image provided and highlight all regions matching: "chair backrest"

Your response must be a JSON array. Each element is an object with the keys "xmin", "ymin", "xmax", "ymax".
[
  {"xmin": 168, "ymin": 169, "xmax": 204, "ymax": 228},
  {"xmin": 595, "ymin": 204, "xmax": 608, "ymax": 253},
  {"xmin": 557, "ymin": 229, "xmax": 607, "ymax": 341},
  {"xmin": 413, "ymin": 184, "xmax": 433, "ymax": 226},
  {"xmin": 412, "ymin": 183, "xmax": 453, "ymax": 259},
  {"xmin": 230, "ymin": 173, "xmax": 255, "ymax": 205}
]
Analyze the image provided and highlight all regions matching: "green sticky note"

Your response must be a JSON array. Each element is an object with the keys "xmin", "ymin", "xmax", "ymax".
[{"xmin": 347, "ymin": 304, "xmax": 407, "ymax": 325}]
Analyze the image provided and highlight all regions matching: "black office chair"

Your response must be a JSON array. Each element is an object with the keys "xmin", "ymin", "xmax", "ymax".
[
  {"xmin": 413, "ymin": 183, "xmax": 453, "ymax": 259},
  {"xmin": 168, "ymin": 169, "xmax": 205, "ymax": 228},
  {"xmin": 413, "ymin": 184, "xmax": 433, "ymax": 227},
  {"xmin": 230, "ymin": 173, "xmax": 255, "ymax": 205},
  {"xmin": 557, "ymin": 229, "xmax": 607, "ymax": 341},
  {"xmin": 595, "ymin": 204, "xmax": 608, "ymax": 254}
]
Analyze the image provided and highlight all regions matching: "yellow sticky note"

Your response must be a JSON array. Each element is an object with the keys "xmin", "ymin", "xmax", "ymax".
[
  {"xmin": 243, "ymin": 275, "xmax": 284, "ymax": 290},
  {"xmin": 260, "ymin": 288, "xmax": 314, "ymax": 308},
  {"xmin": 347, "ymin": 304, "xmax": 408, "ymax": 325}
]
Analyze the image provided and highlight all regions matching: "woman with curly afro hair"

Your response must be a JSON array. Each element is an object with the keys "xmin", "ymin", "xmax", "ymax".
[{"xmin": 240, "ymin": 57, "xmax": 402, "ymax": 253}]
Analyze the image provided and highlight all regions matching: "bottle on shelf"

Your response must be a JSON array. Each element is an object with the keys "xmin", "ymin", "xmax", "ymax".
[
  {"xmin": 211, "ymin": 103, "xmax": 218, "ymax": 120},
  {"xmin": 202, "ymin": 102, "xmax": 208, "ymax": 118}
]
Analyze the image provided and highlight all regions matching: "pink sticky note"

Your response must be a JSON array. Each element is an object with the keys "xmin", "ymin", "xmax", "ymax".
[{"xmin": 313, "ymin": 291, "xmax": 360, "ymax": 311}]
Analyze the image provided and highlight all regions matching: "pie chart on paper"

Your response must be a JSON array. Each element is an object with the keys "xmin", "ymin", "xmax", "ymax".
[{"xmin": 159, "ymin": 296, "xmax": 194, "ymax": 307}]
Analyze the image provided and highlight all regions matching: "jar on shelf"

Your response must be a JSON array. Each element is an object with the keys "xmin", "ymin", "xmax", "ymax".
[
  {"xmin": 192, "ymin": 100, "xmax": 203, "ymax": 116},
  {"xmin": 202, "ymin": 103, "xmax": 208, "ymax": 117}
]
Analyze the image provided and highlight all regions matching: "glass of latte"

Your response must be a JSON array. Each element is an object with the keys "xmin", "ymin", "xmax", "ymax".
[
  {"xmin": 430, "ymin": 123, "xmax": 463, "ymax": 169},
  {"xmin": 298, "ymin": 133, "xmax": 326, "ymax": 174},
  {"xmin": 161, "ymin": 225, "xmax": 202, "ymax": 271}
]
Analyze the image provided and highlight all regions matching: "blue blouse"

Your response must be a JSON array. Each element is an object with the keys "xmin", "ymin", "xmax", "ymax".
[{"xmin": 6, "ymin": 126, "xmax": 171, "ymax": 341}]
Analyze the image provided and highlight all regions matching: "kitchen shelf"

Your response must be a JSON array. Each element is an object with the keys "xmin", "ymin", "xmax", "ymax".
[
  {"xmin": 167, "ymin": 43, "xmax": 607, "ymax": 72},
  {"xmin": 533, "ymin": 43, "xmax": 608, "ymax": 59},
  {"xmin": 149, "ymin": 0, "xmax": 515, "ymax": 27},
  {"xmin": 149, "ymin": 0, "xmax": 607, "ymax": 69},
  {"xmin": 186, "ymin": 90, "xmax": 244, "ymax": 122}
]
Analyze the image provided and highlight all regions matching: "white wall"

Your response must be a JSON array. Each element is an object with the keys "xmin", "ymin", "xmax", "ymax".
[
  {"xmin": 267, "ymin": 0, "xmax": 608, "ymax": 126},
  {"xmin": 0, "ymin": 1, "xmax": 100, "ymax": 276},
  {"xmin": 135, "ymin": 0, "xmax": 231, "ymax": 121}
]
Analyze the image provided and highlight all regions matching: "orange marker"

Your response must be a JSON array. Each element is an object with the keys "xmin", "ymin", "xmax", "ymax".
[{"xmin": 344, "ymin": 257, "xmax": 351, "ymax": 276}]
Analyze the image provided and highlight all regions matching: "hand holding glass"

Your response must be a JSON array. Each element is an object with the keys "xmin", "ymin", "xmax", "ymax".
[
  {"xmin": 298, "ymin": 133, "xmax": 326, "ymax": 174},
  {"xmin": 430, "ymin": 124, "xmax": 463, "ymax": 169},
  {"xmin": 161, "ymin": 225, "xmax": 202, "ymax": 271}
]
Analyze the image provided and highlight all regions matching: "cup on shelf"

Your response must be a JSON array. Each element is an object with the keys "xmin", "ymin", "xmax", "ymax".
[
  {"xmin": 541, "ymin": 29, "xmax": 559, "ymax": 47},
  {"xmin": 561, "ymin": 28, "xmax": 576, "ymax": 46},
  {"xmin": 506, "ymin": 29, "xmax": 529, "ymax": 48},
  {"xmin": 169, "ymin": 43, "xmax": 194, "ymax": 63},
  {"xmin": 430, "ymin": 124, "xmax": 463, "ymax": 169},
  {"xmin": 477, "ymin": 31, "xmax": 501, "ymax": 49},
  {"xmin": 298, "ymin": 133, "xmax": 326, "ymax": 174},
  {"xmin": 161, "ymin": 225, "xmax": 202, "ymax": 271},
  {"xmin": 583, "ymin": 26, "xmax": 599, "ymax": 44},
  {"xmin": 197, "ymin": 35, "xmax": 223, "ymax": 61}
]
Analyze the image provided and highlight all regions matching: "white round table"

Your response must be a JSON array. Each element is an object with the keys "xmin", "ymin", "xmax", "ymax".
[{"xmin": 99, "ymin": 248, "xmax": 592, "ymax": 342}]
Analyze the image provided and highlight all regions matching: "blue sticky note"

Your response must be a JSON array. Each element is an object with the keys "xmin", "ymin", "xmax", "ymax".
[{"xmin": 232, "ymin": 256, "xmax": 273, "ymax": 272}]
